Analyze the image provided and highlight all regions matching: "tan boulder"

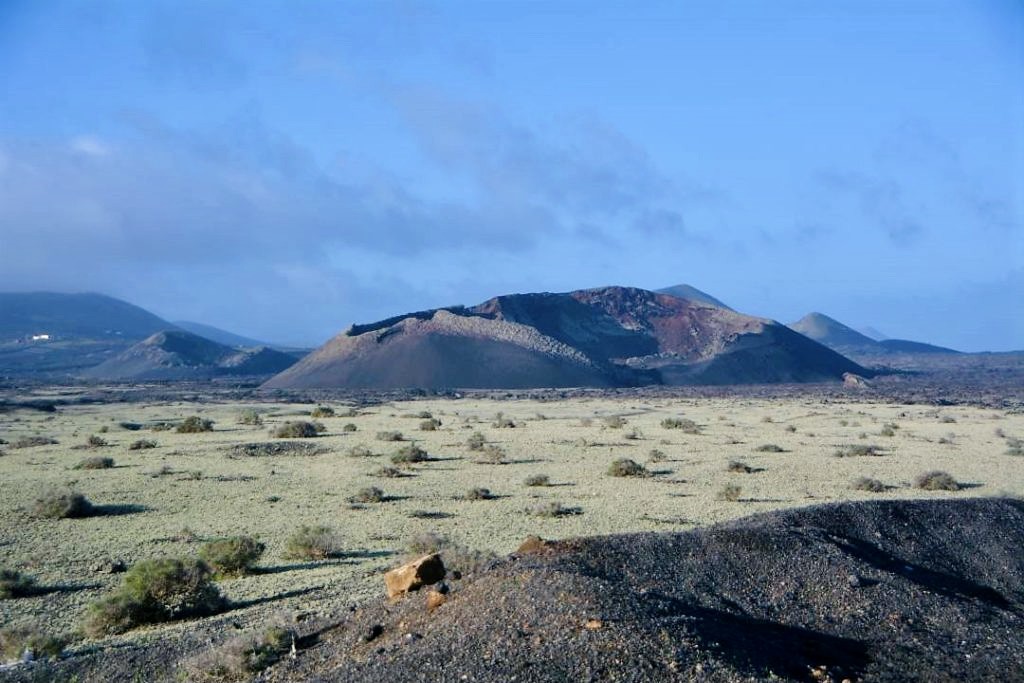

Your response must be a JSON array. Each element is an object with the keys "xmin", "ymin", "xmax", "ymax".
[
  {"xmin": 425, "ymin": 589, "xmax": 447, "ymax": 612},
  {"xmin": 384, "ymin": 553, "xmax": 446, "ymax": 598}
]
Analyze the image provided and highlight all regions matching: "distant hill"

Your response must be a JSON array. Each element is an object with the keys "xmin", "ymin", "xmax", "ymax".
[
  {"xmin": 789, "ymin": 312, "xmax": 961, "ymax": 358},
  {"xmin": 264, "ymin": 286, "xmax": 866, "ymax": 390},
  {"xmin": 878, "ymin": 339, "xmax": 961, "ymax": 354},
  {"xmin": 0, "ymin": 292, "xmax": 173, "ymax": 340},
  {"xmin": 81, "ymin": 330, "xmax": 297, "ymax": 381},
  {"xmin": 657, "ymin": 283, "xmax": 732, "ymax": 310},
  {"xmin": 858, "ymin": 326, "xmax": 888, "ymax": 341},
  {"xmin": 788, "ymin": 312, "xmax": 879, "ymax": 352},
  {"xmin": 172, "ymin": 321, "xmax": 268, "ymax": 348}
]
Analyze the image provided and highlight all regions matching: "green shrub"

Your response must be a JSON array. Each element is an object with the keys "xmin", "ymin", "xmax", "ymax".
[
  {"xmin": 13, "ymin": 436, "xmax": 58, "ymax": 449},
  {"xmin": 198, "ymin": 537, "xmax": 265, "ymax": 577},
  {"xmin": 391, "ymin": 444, "xmax": 428, "ymax": 465},
  {"xmin": 661, "ymin": 417, "xmax": 699, "ymax": 433},
  {"xmin": 82, "ymin": 558, "xmax": 224, "ymax": 637},
  {"xmin": 310, "ymin": 406, "xmax": 335, "ymax": 418},
  {"xmin": 466, "ymin": 431, "xmax": 486, "ymax": 451},
  {"xmin": 492, "ymin": 412, "xmax": 516, "ymax": 428},
  {"xmin": 346, "ymin": 445, "xmax": 374, "ymax": 458},
  {"xmin": 0, "ymin": 625, "xmax": 63, "ymax": 661},
  {"xmin": 607, "ymin": 458, "xmax": 647, "ymax": 477},
  {"xmin": 34, "ymin": 489, "xmax": 95, "ymax": 519},
  {"xmin": 528, "ymin": 501, "xmax": 580, "ymax": 517},
  {"xmin": 0, "ymin": 569, "xmax": 37, "ymax": 599},
  {"xmin": 272, "ymin": 421, "xmax": 321, "ymax": 438},
  {"xmin": 914, "ymin": 471, "xmax": 960, "ymax": 491},
  {"xmin": 129, "ymin": 439, "xmax": 158, "ymax": 450},
  {"xmin": 284, "ymin": 526, "xmax": 342, "ymax": 560},
  {"xmin": 465, "ymin": 487, "xmax": 493, "ymax": 501},
  {"xmin": 852, "ymin": 477, "xmax": 885, "ymax": 492},
  {"xmin": 75, "ymin": 456, "xmax": 115, "ymax": 470},
  {"xmin": 237, "ymin": 410, "xmax": 263, "ymax": 426},
  {"xmin": 180, "ymin": 624, "xmax": 295, "ymax": 681},
  {"xmin": 351, "ymin": 486, "xmax": 384, "ymax": 504},
  {"xmin": 524, "ymin": 474, "xmax": 550, "ymax": 487},
  {"xmin": 834, "ymin": 444, "xmax": 884, "ymax": 457},
  {"xmin": 178, "ymin": 416, "xmax": 214, "ymax": 434},
  {"xmin": 475, "ymin": 444, "xmax": 507, "ymax": 464},
  {"xmin": 376, "ymin": 430, "xmax": 404, "ymax": 442},
  {"xmin": 716, "ymin": 484, "xmax": 742, "ymax": 502}
]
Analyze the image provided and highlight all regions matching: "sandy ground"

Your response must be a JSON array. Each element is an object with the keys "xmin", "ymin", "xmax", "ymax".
[{"xmin": 1, "ymin": 395, "xmax": 1022, "ymax": 651}]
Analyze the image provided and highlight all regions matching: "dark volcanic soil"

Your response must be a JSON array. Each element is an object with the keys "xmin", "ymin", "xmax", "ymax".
[{"xmin": 9, "ymin": 498, "xmax": 1022, "ymax": 682}]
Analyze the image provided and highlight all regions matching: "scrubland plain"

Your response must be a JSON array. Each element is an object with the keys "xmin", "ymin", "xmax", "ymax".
[{"xmin": 1, "ymin": 393, "xmax": 1022, "ymax": 658}]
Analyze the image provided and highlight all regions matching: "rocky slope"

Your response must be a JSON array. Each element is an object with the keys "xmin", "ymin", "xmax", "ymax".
[
  {"xmin": 264, "ymin": 287, "xmax": 866, "ymax": 389},
  {"xmin": 81, "ymin": 330, "xmax": 297, "ymax": 380}
]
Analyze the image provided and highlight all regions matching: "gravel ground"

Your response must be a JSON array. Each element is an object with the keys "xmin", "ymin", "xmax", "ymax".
[{"xmin": 7, "ymin": 497, "xmax": 1021, "ymax": 682}]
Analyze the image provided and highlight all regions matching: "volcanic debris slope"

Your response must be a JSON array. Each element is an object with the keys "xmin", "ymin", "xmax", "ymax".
[
  {"xmin": 81, "ymin": 329, "xmax": 297, "ymax": 380},
  {"xmin": 264, "ymin": 286, "xmax": 867, "ymax": 389},
  {"xmin": 274, "ymin": 497, "xmax": 1024, "ymax": 683}
]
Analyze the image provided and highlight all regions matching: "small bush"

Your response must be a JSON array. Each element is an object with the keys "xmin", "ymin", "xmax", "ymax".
[
  {"xmin": 834, "ymin": 444, "xmax": 884, "ymax": 457},
  {"xmin": 346, "ymin": 445, "xmax": 374, "ymax": 458},
  {"xmin": 465, "ymin": 487, "xmax": 493, "ymax": 500},
  {"xmin": 524, "ymin": 474, "xmax": 550, "ymax": 487},
  {"xmin": 661, "ymin": 417, "xmax": 699, "ymax": 433},
  {"xmin": 82, "ymin": 558, "xmax": 224, "ymax": 637},
  {"xmin": 726, "ymin": 460, "xmax": 753, "ymax": 473},
  {"xmin": 761, "ymin": 416, "xmax": 774, "ymax": 423},
  {"xmin": 529, "ymin": 501, "xmax": 580, "ymax": 518},
  {"xmin": 623, "ymin": 427, "xmax": 643, "ymax": 440},
  {"xmin": 13, "ymin": 436, "xmax": 58, "ymax": 449},
  {"xmin": 351, "ymin": 486, "xmax": 384, "ymax": 504},
  {"xmin": 129, "ymin": 439, "xmax": 158, "ymax": 450},
  {"xmin": 119, "ymin": 421, "xmax": 143, "ymax": 431},
  {"xmin": 607, "ymin": 458, "xmax": 647, "ymax": 477},
  {"xmin": 0, "ymin": 625, "xmax": 63, "ymax": 662},
  {"xmin": 75, "ymin": 456, "xmax": 115, "ymax": 470},
  {"xmin": 237, "ymin": 410, "xmax": 263, "ymax": 426},
  {"xmin": 755, "ymin": 444, "xmax": 785, "ymax": 453},
  {"xmin": 272, "ymin": 421, "xmax": 321, "ymax": 439},
  {"xmin": 86, "ymin": 435, "xmax": 108, "ymax": 448},
  {"xmin": 34, "ymin": 489, "xmax": 95, "ymax": 519},
  {"xmin": 342, "ymin": 423, "xmax": 358, "ymax": 432},
  {"xmin": 374, "ymin": 466, "xmax": 404, "ymax": 478},
  {"xmin": 0, "ymin": 569, "xmax": 37, "ymax": 599},
  {"xmin": 785, "ymin": 425, "xmax": 797, "ymax": 433},
  {"xmin": 419, "ymin": 418, "xmax": 441, "ymax": 431},
  {"xmin": 198, "ymin": 537, "xmax": 265, "ymax": 577},
  {"xmin": 391, "ymin": 444, "xmax": 428, "ymax": 465},
  {"xmin": 1005, "ymin": 437, "xmax": 1023, "ymax": 457},
  {"xmin": 602, "ymin": 415, "xmax": 626, "ymax": 429},
  {"xmin": 181, "ymin": 624, "xmax": 295, "ymax": 682},
  {"xmin": 880, "ymin": 425, "xmax": 897, "ymax": 437},
  {"xmin": 178, "ymin": 416, "xmax": 214, "ymax": 434},
  {"xmin": 940, "ymin": 416, "xmax": 956, "ymax": 424},
  {"xmin": 417, "ymin": 410, "xmax": 434, "ymax": 419},
  {"xmin": 852, "ymin": 477, "xmax": 885, "ymax": 492},
  {"xmin": 310, "ymin": 406, "xmax": 335, "ymax": 418},
  {"xmin": 716, "ymin": 484, "xmax": 742, "ymax": 502},
  {"xmin": 283, "ymin": 526, "xmax": 343, "ymax": 560},
  {"xmin": 376, "ymin": 430, "xmax": 404, "ymax": 442},
  {"xmin": 475, "ymin": 444, "xmax": 507, "ymax": 464},
  {"xmin": 466, "ymin": 431, "xmax": 486, "ymax": 451},
  {"xmin": 647, "ymin": 448, "xmax": 666, "ymax": 463},
  {"xmin": 492, "ymin": 412, "xmax": 516, "ymax": 428},
  {"xmin": 404, "ymin": 532, "xmax": 497, "ymax": 575},
  {"xmin": 915, "ymin": 471, "xmax": 960, "ymax": 491}
]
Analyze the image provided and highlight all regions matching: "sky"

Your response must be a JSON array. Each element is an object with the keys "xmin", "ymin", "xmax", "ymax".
[{"xmin": 0, "ymin": 1, "xmax": 1021, "ymax": 350}]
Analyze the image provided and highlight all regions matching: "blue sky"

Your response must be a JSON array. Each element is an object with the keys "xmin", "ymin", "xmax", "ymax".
[{"xmin": 0, "ymin": 1, "xmax": 1021, "ymax": 350}]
